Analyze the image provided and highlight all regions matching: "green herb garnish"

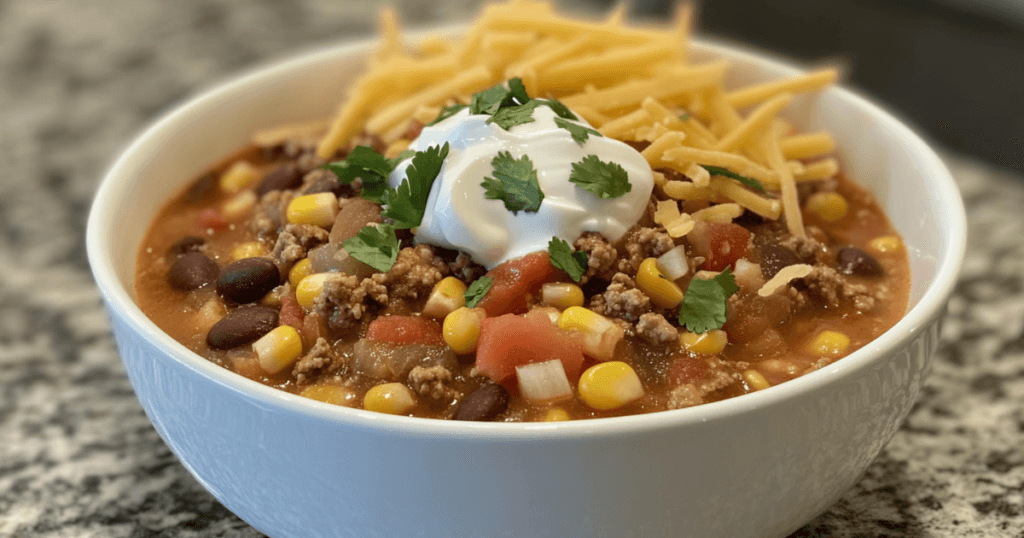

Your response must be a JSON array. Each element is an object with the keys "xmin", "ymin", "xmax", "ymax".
[
  {"xmin": 428, "ymin": 104, "xmax": 469, "ymax": 126},
  {"xmin": 342, "ymin": 223, "xmax": 401, "ymax": 272},
  {"xmin": 481, "ymin": 151, "xmax": 544, "ymax": 214},
  {"xmin": 487, "ymin": 100, "xmax": 543, "ymax": 130},
  {"xmin": 554, "ymin": 117, "xmax": 602, "ymax": 144},
  {"xmin": 677, "ymin": 268, "xmax": 739, "ymax": 334},
  {"xmin": 464, "ymin": 276, "xmax": 493, "ymax": 308},
  {"xmin": 568, "ymin": 155, "xmax": 632, "ymax": 199},
  {"xmin": 381, "ymin": 142, "xmax": 449, "ymax": 229},
  {"xmin": 322, "ymin": 145, "xmax": 395, "ymax": 203},
  {"xmin": 548, "ymin": 237, "xmax": 589, "ymax": 283},
  {"xmin": 542, "ymin": 98, "xmax": 578, "ymax": 120},
  {"xmin": 703, "ymin": 166, "xmax": 767, "ymax": 194}
]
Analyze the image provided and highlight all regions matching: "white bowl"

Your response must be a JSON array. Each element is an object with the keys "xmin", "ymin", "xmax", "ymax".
[{"xmin": 87, "ymin": 32, "xmax": 966, "ymax": 538}]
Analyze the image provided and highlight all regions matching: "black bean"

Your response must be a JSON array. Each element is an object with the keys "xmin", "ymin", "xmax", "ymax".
[
  {"xmin": 836, "ymin": 246, "xmax": 884, "ymax": 277},
  {"xmin": 256, "ymin": 165, "xmax": 303, "ymax": 196},
  {"xmin": 167, "ymin": 252, "xmax": 219, "ymax": 291},
  {"xmin": 217, "ymin": 257, "xmax": 281, "ymax": 304},
  {"xmin": 759, "ymin": 244, "xmax": 800, "ymax": 279},
  {"xmin": 167, "ymin": 235, "xmax": 206, "ymax": 257},
  {"xmin": 454, "ymin": 384, "xmax": 510, "ymax": 421},
  {"xmin": 206, "ymin": 305, "xmax": 279, "ymax": 350},
  {"xmin": 183, "ymin": 172, "xmax": 218, "ymax": 204}
]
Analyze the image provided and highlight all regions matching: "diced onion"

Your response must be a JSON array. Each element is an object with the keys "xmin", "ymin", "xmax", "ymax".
[
  {"xmin": 656, "ymin": 245, "xmax": 689, "ymax": 280},
  {"xmin": 516, "ymin": 359, "xmax": 573, "ymax": 402}
]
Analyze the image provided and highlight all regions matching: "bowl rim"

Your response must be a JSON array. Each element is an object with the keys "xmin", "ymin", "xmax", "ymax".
[{"xmin": 86, "ymin": 31, "xmax": 967, "ymax": 440}]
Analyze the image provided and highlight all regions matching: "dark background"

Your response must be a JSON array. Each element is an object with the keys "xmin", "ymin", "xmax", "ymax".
[{"xmin": 626, "ymin": 0, "xmax": 1024, "ymax": 172}]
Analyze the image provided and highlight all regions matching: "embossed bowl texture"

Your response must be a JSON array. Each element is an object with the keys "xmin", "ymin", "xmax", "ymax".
[{"xmin": 87, "ymin": 31, "xmax": 966, "ymax": 538}]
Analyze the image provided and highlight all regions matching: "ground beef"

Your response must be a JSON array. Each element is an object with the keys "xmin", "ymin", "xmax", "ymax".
[
  {"xmin": 407, "ymin": 365, "xmax": 460, "ymax": 403},
  {"xmin": 292, "ymin": 337, "xmax": 339, "ymax": 384},
  {"xmin": 779, "ymin": 231, "xmax": 829, "ymax": 265},
  {"xmin": 574, "ymin": 232, "xmax": 618, "ymax": 283},
  {"xmin": 272, "ymin": 223, "xmax": 329, "ymax": 274},
  {"xmin": 312, "ymin": 274, "xmax": 372, "ymax": 331},
  {"xmin": 696, "ymin": 358, "xmax": 741, "ymax": 395},
  {"xmin": 636, "ymin": 313, "xmax": 679, "ymax": 345},
  {"xmin": 666, "ymin": 384, "xmax": 703, "ymax": 409},
  {"xmin": 800, "ymin": 264, "xmax": 878, "ymax": 312},
  {"xmin": 590, "ymin": 273, "xmax": 651, "ymax": 322},
  {"xmin": 250, "ymin": 190, "xmax": 295, "ymax": 239},
  {"xmin": 618, "ymin": 226, "xmax": 674, "ymax": 274},
  {"xmin": 369, "ymin": 244, "xmax": 449, "ymax": 303}
]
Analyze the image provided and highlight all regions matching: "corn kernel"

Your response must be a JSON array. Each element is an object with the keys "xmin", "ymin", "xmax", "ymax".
[
  {"xmin": 287, "ymin": 193, "xmax": 339, "ymax": 228},
  {"xmin": 578, "ymin": 361, "xmax": 644, "ymax": 411},
  {"xmin": 363, "ymin": 382, "xmax": 416, "ymax": 415},
  {"xmin": 253, "ymin": 325, "xmax": 303, "ymax": 374},
  {"xmin": 541, "ymin": 282, "xmax": 584, "ymax": 310},
  {"xmin": 296, "ymin": 273, "xmax": 333, "ymax": 310},
  {"xmin": 443, "ymin": 307, "xmax": 485, "ymax": 354},
  {"xmin": 288, "ymin": 258, "xmax": 313, "ymax": 288},
  {"xmin": 558, "ymin": 306, "xmax": 624, "ymax": 361},
  {"xmin": 807, "ymin": 330, "xmax": 850, "ymax": 356},
  {"xmin": 869, "ymin": 235, "xmax": 902, "ymax": 253},
  {"xmin": 636, "ymin": 258, "xmax": 684, "ymax": 308},
  {"xmin": 543, "ymin": 407, "xmax": 571, "ymax": 422},
  {"xmin": 743, "ymin": 370, "xmax": 771, "ymax": 391},
  {"xmin": 231, "ymin": 241, "xmax": 266, "ymax": 261},
  {"xmin": 680, "ymin": 329, "xmax": 728, "ymax": 355},
  {"xmin": 301, "ymin": 384, "xmax": 357, "ymax": 406},
  {"xmin": 221, "ymin": 190, "xmax": 258, "ymax": 221},
  {"xmin": 423, "ymin": 276, "xmax": 468, "ymax": 318},
  {"xmin": 806, "ymin": 192, "xmax": 848, "ymax": 221},
  {"xmin": 219, "ymin": 160, "xmax": 259, "ymax": 193}
]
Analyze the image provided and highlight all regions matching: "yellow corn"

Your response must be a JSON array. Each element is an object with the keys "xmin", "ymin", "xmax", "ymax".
[
  {"xmin": 443, "ymin": 307, "xmax": 485, "ymax": 355},
  {"xmin": 363, "ymin": 382, "xmax": 416, "ymax": 415},
  {"xmin": 296, "ymin": 273, "xmax": 333, "ymax": 310},
  {"xmin": 231, "ymin": 241, "xmax": 266, "ymax": 261},
  {"xmin": 221, "ymin": 190, "xmax": 258, "ymax": 221},
  {"xmin": 541, "ymin": 282, "xmax": 584, "ymax": 310},
  {"xmin": 288, "ymin": 258, "xmax": 313, "ymax": 288},
  {"xmin": 805, "ymin": 192, "xmax": 848, "ymax": 221},
  {"xmin": 301, "ymin": 384, "xmax": 357, "ymax": 406},
  {"xmin": 287, "ymin": 193, "xmax": 339, "ymax": 228},
  {"xmin": 636, "ymin": 258, "xmax": 684, "ymax": 308},
  {"xmin": 543, "ymin": 407, "xmax": 571, "ymax": 422},
  {"xmin": 807, "ymin": 330, "xmax": 850, "ymax": 356},
  {"xmin": 557, "ymin": 306, "xmax": 624, "ymax": 361},
  {"xmin": 219, "ymin": 160, "xmax": 259, "ymax": 193},
  {"xmin": 743, "ymin": 370, "xmax": 771, "ymax": 391},
  {"xmin": 680, "ymin": 329, "xmax": 728, "ymax": 355},
  {"xmin": 578, "ymin": 361, "xmax": 644, "ymax": 411},
  {"xmin": 869, "ymin": 235, "xmax": 902, "ymax": 253},
  {"xmin": 423, "ymin": 276, "xmax": 468, "ymax": 318},
  {"xmin": 253, "ymin": 325, "xmax": 303, "ymax": 374}
]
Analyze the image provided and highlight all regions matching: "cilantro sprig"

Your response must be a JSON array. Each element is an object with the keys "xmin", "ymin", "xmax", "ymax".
[
  {"xmin": 381, "ymin": 142, "xmax": 450, "ymax": 229},
  {"xmin": 322, "ymin": 146, "xmax": 402, "ymax": 203},
  {"xmin": 703, "ymin": 166, "xmax": 767, "ymax": 194},
  {"xmin": 548, "ymin": 237, "xmax": 588, "ymax": 283},
  {"xmin": 554, "ymin": 117, "xmax": 602, "ymax": 144},
  {"xmin": 677, "ymin": 268, "xmax": 740, "ymax": 334},
  {"xmin": 569, "ymin": 155, "xmax": 632, "ymax": 199},
  {"xmin": 342, "ymin": 223, "xmax": 401, "ymax": 273},
  {"xmin": 464, "ymin": 277, "xmax": 493, "ymax": 308},
  {"xmin": 481, "ymin": 151, "xmax": 544, "ymax": 214},
  {"xmin": 428, "ymin": 103, "xmax": 469, "ymax": 126}
]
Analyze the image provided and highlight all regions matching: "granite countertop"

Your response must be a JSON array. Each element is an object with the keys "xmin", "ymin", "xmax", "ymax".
[{"xmin": 1, "ymin": 1, "xmax": 1022, "ymax": 536}]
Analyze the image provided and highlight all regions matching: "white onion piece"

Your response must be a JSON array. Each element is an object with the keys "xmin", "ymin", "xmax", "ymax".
[
  {"xmin": 656, "ymin": 245, "xmax": 690, "ymax": 280},
  {"xmin": 733, "ymin": 258, "xmax": 765, "ymax": 292},
  {"xmin": 516, "ymin": 359, "xmax": 572, "ymax": 402}
]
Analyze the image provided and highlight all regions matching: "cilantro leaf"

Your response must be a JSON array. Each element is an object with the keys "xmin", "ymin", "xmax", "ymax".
[
  {"xmin": 548, "ymin": 237, "xmax": 589, "ymax": 283},
  {"xmin": 542, "ymin": 98, "xmax": 578, "ymax": 120},
  {"xmin": 703, "ymin": 166, "xmax": 767, "ymax": 194},
  {"xmin": 679, "ymin": 112, "xmax": 691, "ymax": 121},
  {"xmin": 487, "ymin": 100, "xmax": 542, "ymax": 130},
  {"xmin": 470, "ymin": 83, "xmax": 510, "ymax": 115},
  {"xmin": 678, "ymin": 267, "xmax": 739, "ymax": 334},
  {"xmin": 387, "ymin": 150, "xmax": 416, "ymax": 168},
  {"xmin": 506, "ymin": 77, "xmax": 530, "ymax": 105},
  {"xmin": 381, "ymin": 143, "xmax": 450, "ymax": 229},
  {"xmin": 569, "ymin": 155, "xmax": 632, "ymax": 199},
  {"xmin": 322, "ymin": 146, "xmax": 399, "ymax": 203},
  {"xmin": 427, "ymin": 104, "xmax": 468, "ymax": 126},
  {"xmin": 342, "ymin": 223, "xmax": 400, "ymax": 272},
  {"xmin": 464, "ymin": 276, "xmax": 493, "ymax": 308},
  {"xmin": 554, "ymin": 117, "xmax": 602, "ymax": 144},
  {"xmin": 481, "ymin": 151, "xmax": 544, "ymax": 214}
]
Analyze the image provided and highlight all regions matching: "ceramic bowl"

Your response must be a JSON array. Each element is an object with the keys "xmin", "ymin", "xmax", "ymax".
[{"xmin": 87, "ymin": 30, "xmax": 966, "ymax": 538}]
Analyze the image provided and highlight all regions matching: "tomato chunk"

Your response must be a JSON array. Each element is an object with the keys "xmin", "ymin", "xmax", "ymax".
[
  {"xmin": 366, "ymin": 315, "xmax": 444, "ymax": 346},
  {"xmin": 197, "ymin": 208, "xmax": 228, "ymax": 231},
  {"xmin": 476, "ymin": 313, "xmax": 585, "ymax": 383},
  {"xmin": 476, "ymin": 252, "xmax": 557, "ymax": 317},
  {"xmin": 694, "ymin": 222, "xmax": 751, "ymax": 271}
]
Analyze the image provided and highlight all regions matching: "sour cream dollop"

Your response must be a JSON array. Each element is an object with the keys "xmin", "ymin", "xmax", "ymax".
[{"xmin": 387, "ymin": 104, "xmax": 654, "ymax": 269}]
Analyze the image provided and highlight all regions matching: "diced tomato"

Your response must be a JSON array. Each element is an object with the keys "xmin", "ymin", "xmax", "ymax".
[
  {"xmin": 366, "ymin": 315, "xmax": 444, "ymax": 346},
  {"xmin": 476, "ymin": 252, "xmax": 557, "ymax": 317},
  {"xmin": 279, "ymin": 294, "xmax": 304, "ymax": 330},
  {"xmin": 476, "ymin": 313, "xmax": 585, "ymax": 383},
  {"xmin": 669, "ymin": 356, "xmax": 710, "ymax": 385},
  {"xmin": 197, "ymin": 208, "xmax": 228, "ymax": 231},
  {"xmin": 700, "ymin": 222, "xmax": 751, "ymax": 271}
]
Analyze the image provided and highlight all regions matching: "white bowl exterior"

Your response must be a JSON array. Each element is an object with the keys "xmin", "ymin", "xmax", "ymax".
[{"xmin": 88, "ymin": 36, "xmax": 965, "ymax": 538}]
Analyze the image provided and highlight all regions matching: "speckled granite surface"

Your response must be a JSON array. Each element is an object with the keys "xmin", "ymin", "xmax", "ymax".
[{"xmin": 1, "ymin": 1, "xmax": 1022, "ymax": 536}]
